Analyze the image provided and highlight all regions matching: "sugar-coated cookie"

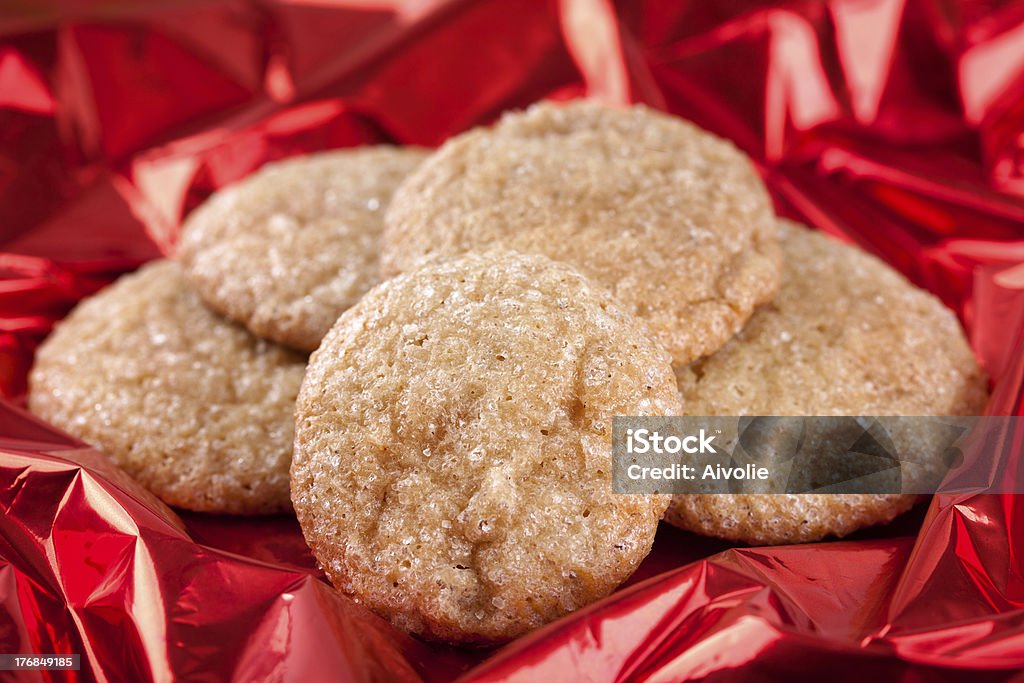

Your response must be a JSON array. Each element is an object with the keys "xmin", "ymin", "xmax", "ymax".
[
  {"xmin": 382, "ymin": 100, "xmax": 780, "ymax": 365},
  {"xmin": 292, "ymin": 251, "xmax": 681, "ymax": 644},
  {"xmin": 179, "ymin": 146, "xmax": 427, "ymax": 351},
  {"xmin": 29, "ymin": 260, "xmax": 305, "ymax": 514},
  {"xmin": 666, "ymin": 221, "xmax": 988, "ymax": 544}
]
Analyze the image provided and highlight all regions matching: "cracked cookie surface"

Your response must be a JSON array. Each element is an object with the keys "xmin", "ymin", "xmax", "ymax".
[
  {"xmin": 292, "ymin": 251, "xmax": 680, "ymax": 644},
  {"xmin": 382, "ymin": 99, "xmax": 781, "ymax": 364},
  {"xmin": 179, "ymin": 146, "xmax": 427, "ymax": 351}
]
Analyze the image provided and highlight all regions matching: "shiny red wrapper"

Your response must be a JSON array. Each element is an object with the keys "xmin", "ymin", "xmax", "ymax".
[{"xmin": 2, "ymin": 1, "xmax": 1024, "ymax": 680}]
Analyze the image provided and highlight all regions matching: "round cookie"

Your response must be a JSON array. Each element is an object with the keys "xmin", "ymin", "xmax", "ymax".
[
  {"xmin": 292, "ymin": 251, "xmax": 681, "ymax": 644},
  {"xmin": 178, "ymin": 146, "xmax": 428, "ymax": 351},
  {"xmin": 29, "ymin": 260, "xmax": 306, "ymax": 514},
  {"xmin": 666, "ymin": 220, "xmax": 989, "ymax": 545},
  {"xmin": 382, "ymin": 99, "xmax": 781, "ymax": 365}
]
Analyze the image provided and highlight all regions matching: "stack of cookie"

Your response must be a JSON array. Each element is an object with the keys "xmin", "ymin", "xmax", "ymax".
[
  {"xmin": 28, "ymin": 100, "xmax": 987, "ymax": 645},
  {"xmin": 30, "ymin": 147, "xmax": 427, "ymax": 515}
]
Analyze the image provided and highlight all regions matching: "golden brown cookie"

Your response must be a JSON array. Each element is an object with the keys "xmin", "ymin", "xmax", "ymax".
[
  {"xmin": 178, "ymin": 146, "xmax": 428, "ymax": 351},
  {"xmin": 382, "ymin": 99, "xmax": 780, "ymax": 365},
  {"xmin": 292, "ymin": 251, "xmax": 681, "ymax": 644},
  {"xmin": 666, "ymin": 221, "xmax": 989, "ymax": 544},
  {"xmin": 29, "ymin": 260, "xmax": 306, "ymax": 514}
]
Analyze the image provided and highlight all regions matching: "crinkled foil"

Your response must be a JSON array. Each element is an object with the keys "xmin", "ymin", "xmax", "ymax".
[{"xmin": 2, "ymin": 1, "xmax": 1023, "ymax": 680}]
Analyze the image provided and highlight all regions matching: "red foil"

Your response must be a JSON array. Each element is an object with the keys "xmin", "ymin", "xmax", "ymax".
[{"xmin": 2, "ymin": 1, "xmax": 1024, "ymax": 680}]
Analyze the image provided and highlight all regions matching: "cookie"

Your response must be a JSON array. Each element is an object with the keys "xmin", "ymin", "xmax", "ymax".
[
  {"xmin": 178, "ymin": 146, "xmax": 428, "ymax": 351},
  {"xmin": 29, "ymin": 260, "xmax": 306, "ymax": 514},
  {"xmin": 382, "ymin": 99, "xmax": 781, "ymax": 364},
  {"xmin": 666, "ymin": 221, "xmax": 989, "ymax": 545},
  {"xmin": 291, "ymin": 251, "xmax": 681, "ymax": 644}
]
